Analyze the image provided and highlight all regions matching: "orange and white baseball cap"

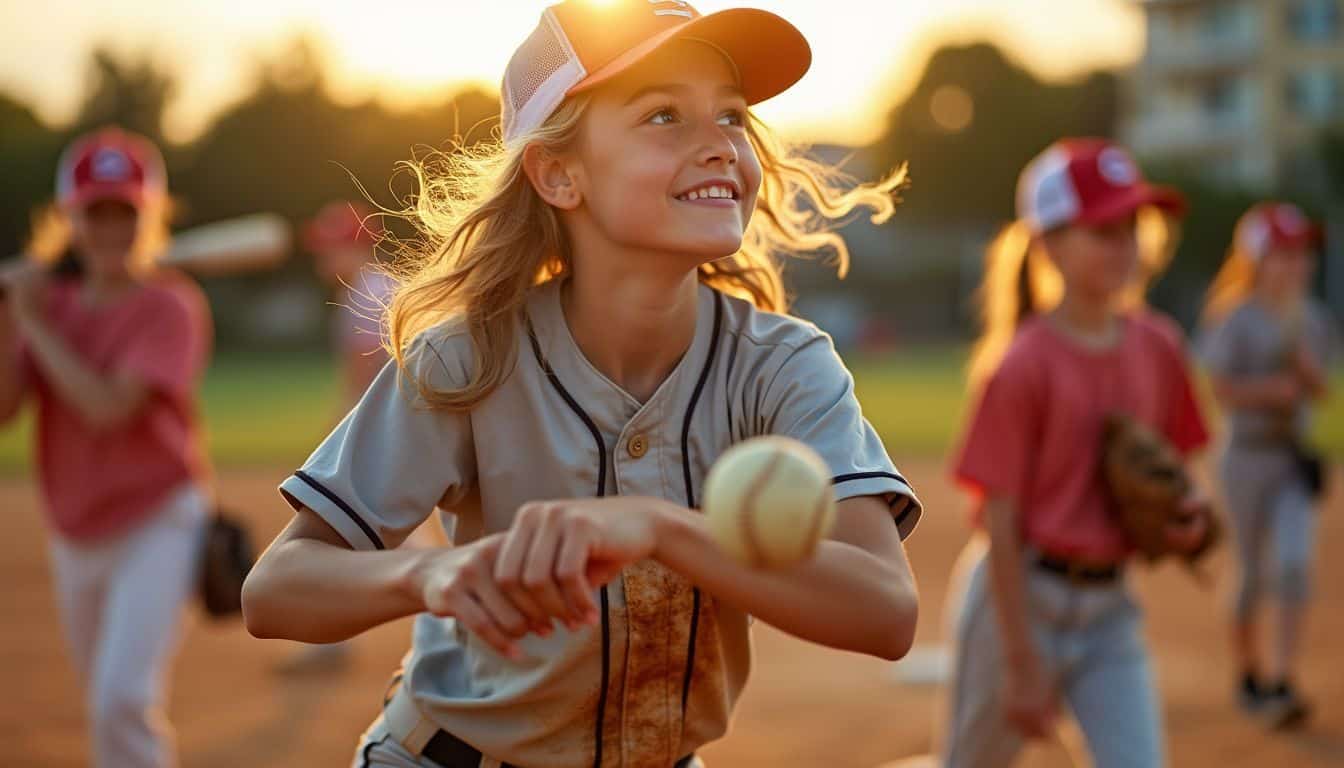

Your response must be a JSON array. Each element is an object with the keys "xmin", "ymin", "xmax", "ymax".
[
  {"xmin": 1235, "ymin": 202, "xmax": 1321, "ymax": 261},
  {"xmin": 56, "ymin": 127, "xmax": 166, "ymax": 210},
  {"xmin": 500, "ymin": 0, "xmax": 811, "ymax": 143},
  {"xmin": 1016, "ymin": 138, "xmax": 1185, "ymax": 235}
]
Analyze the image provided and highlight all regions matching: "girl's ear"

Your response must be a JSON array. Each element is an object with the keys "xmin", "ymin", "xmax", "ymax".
[{"xmin": 522, "ymin": 144, "xmax": 582, "ymax": 211}]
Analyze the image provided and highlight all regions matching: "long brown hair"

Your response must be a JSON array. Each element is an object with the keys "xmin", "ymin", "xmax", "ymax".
[
  {"xmin": 967, "ymin": 207, "xmax": 1180, "ymax": 387},
  {"xmin": 1202, "ymin": 242, "xmax": 1260, "ymax": 326},
  {"xmin": 383, "ymin": 100, "xmax": 907, "ymax": 411}
]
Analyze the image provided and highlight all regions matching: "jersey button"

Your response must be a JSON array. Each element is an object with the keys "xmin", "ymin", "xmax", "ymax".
[{"xmin": 627, "ymin": 433, "xmax": 649, "ymax": 459}]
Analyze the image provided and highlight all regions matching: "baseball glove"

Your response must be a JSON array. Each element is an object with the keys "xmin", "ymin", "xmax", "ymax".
[
  {"xmin": 1101, "ymin": 413, "xmax": 1220, "ymax": 565},
  {"xmin": 199, "ymin": 509, "xmax": 256, "ymax": 619}
]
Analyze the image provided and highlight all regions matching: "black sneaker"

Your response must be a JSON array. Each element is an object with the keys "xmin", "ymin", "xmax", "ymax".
[
  {"xmin": 1259, "ymin": 682, "xmax": 1311, "ymax": 730},
  {"xmin": 1237, "ymin": 673, "xmax": 1267, "ymax": 715}
]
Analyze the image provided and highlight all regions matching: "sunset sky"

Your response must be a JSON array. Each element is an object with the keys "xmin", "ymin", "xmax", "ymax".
[{"xmin": 0, "ymin": 0, "xmax": 1145, "ymax": 145}]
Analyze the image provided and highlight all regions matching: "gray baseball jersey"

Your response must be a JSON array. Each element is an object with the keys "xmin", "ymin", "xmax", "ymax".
[
  {"xmin": 1201, "ymin": 298, "xmax": 1341, "ymax": 445},
  {"xmin": 279, "ymin": 279, "xmax": 921, "ymax": 768}
]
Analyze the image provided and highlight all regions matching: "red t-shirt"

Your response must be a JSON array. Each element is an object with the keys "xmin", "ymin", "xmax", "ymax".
[
  {"xmin": 953, "ymin": 310, "xmax": 1209, "ymax": 562},
  {"xmin": 24, "ymin": 275, "xmax": 211, "ymax": 541}
]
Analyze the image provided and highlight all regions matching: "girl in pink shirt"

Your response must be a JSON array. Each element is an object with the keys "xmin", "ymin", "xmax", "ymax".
[
  {"xmin": 938, "ymin": 139, "xmax": 1214, "ymax": 768},
  {"xmin": 0, "ymin": 127, "xmax": 211, "ymax": 768}
]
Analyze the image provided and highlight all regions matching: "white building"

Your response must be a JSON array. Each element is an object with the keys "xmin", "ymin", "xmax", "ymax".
[{"xmin": 1125, "ymin": 0, "xmax": 1344, "ymax": 190}]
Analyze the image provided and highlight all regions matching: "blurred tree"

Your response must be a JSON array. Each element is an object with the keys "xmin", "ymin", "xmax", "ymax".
[
  {"xmin": 176, "ymin": 36, "xmax": 499, "ymax": 225},
  {"xmin": 72, "ymin": 48, "xmax": 176, "ymax": 144},
  {"xmin": 0, "ymin": 94, "xmax": 63, "ymax": 257},
  {"xmin": 1315, "ymin": 124, "xmax": 1344, "ymax": 311},
  {"xmin": 871, "ymin": 43, "xmax": 1119, "ymax": 227},
  {"xmin": 1322, "ymin": 123, "xmax": 1344, "ymax": 196},
  {"xmin": 165, "ymin": 36, "xmax": 499, "ymax": 348}
]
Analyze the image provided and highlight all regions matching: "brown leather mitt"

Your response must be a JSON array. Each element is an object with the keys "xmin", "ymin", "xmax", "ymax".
[{"xmin": 1101, "ymin": 413, "xmax": 1220, "ymax": 565}]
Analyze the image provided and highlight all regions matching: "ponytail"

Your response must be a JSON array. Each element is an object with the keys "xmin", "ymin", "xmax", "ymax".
[{"xmin": 968, "ymin": 221, "xmax": 1061, "ymax": 387}]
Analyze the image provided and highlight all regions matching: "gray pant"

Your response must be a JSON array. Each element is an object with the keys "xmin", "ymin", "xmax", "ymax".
[
  {"xmin": 1220, "ymin": 445, "xmax": 1317, "ymax": 620},
  {"xmin": 939, "ymin": 541, "xmax": 1163, "ymax": 768}
]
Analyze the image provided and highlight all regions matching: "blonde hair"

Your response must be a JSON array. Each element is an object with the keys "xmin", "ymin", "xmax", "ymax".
[
  {"xmin": 25, "ymin": 198, "xmax": 173, "ymax": 275},
  {"xmin": 967, "ymin": 207, "xmax": 1180, "ymax": 386},
  {"xmin": 1202, "ymin": 240, "xmax": 1261, "ymax": 326},
  {"xmin": 384, "ymin": 100, "xmax": 906, "ymax": 411}
]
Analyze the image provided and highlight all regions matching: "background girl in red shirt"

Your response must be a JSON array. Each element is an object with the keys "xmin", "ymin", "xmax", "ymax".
[
  {"xmin": 0, "ymin": 127, "xmax": 212, "ymax": 768},
  {"xmin": 941, "ymin": 138, "xmax": 1215, "ymax": 768}
]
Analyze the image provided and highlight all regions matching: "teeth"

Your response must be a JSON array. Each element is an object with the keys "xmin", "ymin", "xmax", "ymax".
[{"xmin": 679, "ymin": 185, "xmax": 734, "ymax": 201}]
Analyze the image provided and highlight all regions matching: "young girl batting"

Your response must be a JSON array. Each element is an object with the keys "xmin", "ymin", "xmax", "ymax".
[
  {"xmin": 242, "ymin": 2, "xmax": 923, "ymax": 766},
  {"xmin": 0, "ymin": 127, "xmax": 213, "ymax": 768},
  {"xmin": 1201, "ymin": 202, "xmax": 1340, "ymax": 728},
  {"xmin": 942, "ymin": 138, "xmax": 1215, "ymax": 768}
]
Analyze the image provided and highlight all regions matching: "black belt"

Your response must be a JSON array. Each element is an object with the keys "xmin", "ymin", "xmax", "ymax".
[
  {"xmin": 421, "ymin": 728, "xmax": 697, "ymax": 768},
  {"xmin": 1034, "ymin": 553, "xmax": 1122, "ymax": 585}
]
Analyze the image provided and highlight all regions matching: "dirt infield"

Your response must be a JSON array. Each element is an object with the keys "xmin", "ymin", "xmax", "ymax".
[{"xmin": 6, "ymin": 459, "xmax": 1342, "ymax": 767}]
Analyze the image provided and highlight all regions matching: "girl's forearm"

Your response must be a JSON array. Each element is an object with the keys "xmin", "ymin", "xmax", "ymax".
[
  {"xmin": 19, "ymin": 317, "xmax": 146, "ymax": 429},
  {"xmin": 243, "ymin": 526, "xmax": 432, "ymax": 643},
  {"xmin": 1295, "ymin": 351, "xmax": 1330, "ymax": 401},
  {"xmin": 985, "ymin": 497, "xmax": 1037, "ymax": 667},
  {"xmin": 652, "ymin": 503, "xmax": 917, "ymax": 660},
  {"xmin": 1211, "ymin": 374, "xmax": 1291, "ymax": 410}
]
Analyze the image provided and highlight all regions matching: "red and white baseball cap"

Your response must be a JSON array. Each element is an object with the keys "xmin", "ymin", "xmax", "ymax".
[
  {"xmin": 56, "ymin": 127, "xmax": 166, "ymax": 210},
  {"xmin": 1235, "ymin": 202, "xmax": 1321, "ymax": 261},
  {"xmin": 1016, "ymin": 138, "xmax": 1185, "ymax": 234},
  {"xmin": 304, "ymin": 201, "xmax": 383, "ymax": 252},
  {"xmin": 500, "ymin": 0, "xmax": 811, "ymax": 143}
]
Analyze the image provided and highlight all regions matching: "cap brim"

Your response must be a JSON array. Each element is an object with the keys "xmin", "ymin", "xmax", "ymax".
[
  {"xmin": 567, "ymin": 8, "xmax": 811, "ymax": 106},
  {"xmin": 1076, "ymin": 184, "xmax": 1187, "ymax": 227}
]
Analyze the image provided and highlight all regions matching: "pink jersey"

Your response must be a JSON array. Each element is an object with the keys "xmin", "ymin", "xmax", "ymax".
[
  {"xmin": 24, "ymin": 275, "xmax": 212, "ymax": 541},
  {"xmin": 953, "ymin": 310, "xmax": 1209, "ymax": 562}
]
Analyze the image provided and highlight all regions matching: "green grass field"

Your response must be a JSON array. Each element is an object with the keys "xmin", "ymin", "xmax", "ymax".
[
  {"xmin": 0, "ymin": 354, "xmax": 342, "ymax": 476},
  {"xmin": 1, "ymin": 349, "xmax": 1341, "ymax": 476}
]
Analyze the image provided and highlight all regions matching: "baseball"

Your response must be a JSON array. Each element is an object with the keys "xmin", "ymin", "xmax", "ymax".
[{"xmin": 703, "ymin": 436, "xmax": 836, "ymax": 569}]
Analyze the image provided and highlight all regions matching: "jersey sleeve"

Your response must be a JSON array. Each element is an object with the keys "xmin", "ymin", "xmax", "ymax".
[
  {"xmin": 759, "ymin": 332, "xmax": 921, "ymax": 540},
  {"xmin": 1157, "ymin": 323, "xmax": 1211, "ymax": 456},
  {"xmin": 952, "ymin": 345, "xmax": 1041, "ymax": 505},
  {"xmin": 278, "ymin": 329, "xmax": 477, "ymax": 551}
]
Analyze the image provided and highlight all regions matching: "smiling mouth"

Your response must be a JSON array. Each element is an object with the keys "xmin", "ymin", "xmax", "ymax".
[{"xmin": 674, "ymin": 183, "xmax": 740, "ymax": 203}]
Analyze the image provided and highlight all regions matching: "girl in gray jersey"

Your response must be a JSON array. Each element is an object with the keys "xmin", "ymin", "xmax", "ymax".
[
  {"xmin": 241, "ymin": 2, "xmax": 923, "ymax": 767},
  {"xmin": 1201, "ymin": 201, "xmax": 1340, "ymax": 729}
]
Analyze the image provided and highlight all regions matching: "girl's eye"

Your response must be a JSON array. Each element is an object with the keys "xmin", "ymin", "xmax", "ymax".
[
  {"xmin": 648, "ymin": 108, "xmax": 678, "ymax": 126},
  {"xmin": 718, "ymin": 109, "xmax": 745, "ymax": 127}
]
